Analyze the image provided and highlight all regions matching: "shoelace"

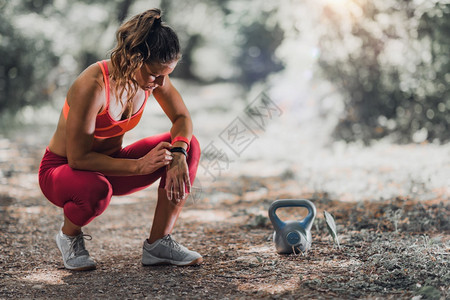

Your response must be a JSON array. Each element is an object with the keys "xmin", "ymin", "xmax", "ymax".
[
  {"xmin": 68, "ymin": 234, "xmax": 92, "ymax": 258},
  {"xmin": 161, "ymin": 234, "xmax": 182, "ymax": 251}
]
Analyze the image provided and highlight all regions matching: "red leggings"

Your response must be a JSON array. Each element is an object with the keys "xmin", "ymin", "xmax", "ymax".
[{"xmin": 38, "ymin": 132, "xmax": 200, "ymax": 227}]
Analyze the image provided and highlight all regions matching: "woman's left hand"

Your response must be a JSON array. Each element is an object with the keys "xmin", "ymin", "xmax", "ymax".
[{"xmin": 165, "ymin": 153, "xmax": 191, "ymax": 204}]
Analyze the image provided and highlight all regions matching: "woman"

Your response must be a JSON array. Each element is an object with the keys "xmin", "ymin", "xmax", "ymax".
[{"xmin": 38, "ymin": 8, "xmax": 202, "ymax": 271}]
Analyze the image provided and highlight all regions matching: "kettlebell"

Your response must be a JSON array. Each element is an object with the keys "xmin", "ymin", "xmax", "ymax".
[{"xmin": 268, "ymin": 199, "xmax": 316, "ymax": 254}]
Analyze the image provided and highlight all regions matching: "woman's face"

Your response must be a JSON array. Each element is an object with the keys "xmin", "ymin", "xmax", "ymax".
[{"xmin": 136, "ymin": 60, "xmax": 178, "ymax": 92}]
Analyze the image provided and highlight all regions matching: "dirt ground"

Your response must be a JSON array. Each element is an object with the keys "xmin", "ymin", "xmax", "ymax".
[{"xmin": 0, "ymin": 136, "xmax": 449, "ymax": 299}]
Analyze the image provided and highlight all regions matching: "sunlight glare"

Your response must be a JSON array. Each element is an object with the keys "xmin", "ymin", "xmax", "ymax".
[
  {"xmin": 20, "ymin": 270, "xmax": 69, "ymax": 285},
  {"xmin": 320, "ymin": 0, "xmax": 364, "ymax": 21},
  {"xmin": 323, "ymin": 0, "xmax": 351, "ymax": 6}
]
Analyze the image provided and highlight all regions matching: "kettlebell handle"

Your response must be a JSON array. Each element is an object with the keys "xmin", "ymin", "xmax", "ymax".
[{"xmin": 268, "ymin": 199, "xmax": 316, "ymax": 232}]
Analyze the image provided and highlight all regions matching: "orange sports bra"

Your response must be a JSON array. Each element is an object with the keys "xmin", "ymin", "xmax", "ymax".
[{"xmin": 63, "ymin": 60, "xmax": 149, "ymax": 139}]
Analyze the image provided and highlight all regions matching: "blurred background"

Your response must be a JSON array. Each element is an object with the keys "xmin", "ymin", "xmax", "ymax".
[{"xmin": 0, "ymin": 0, "xmax": 449, "ymax": 201}]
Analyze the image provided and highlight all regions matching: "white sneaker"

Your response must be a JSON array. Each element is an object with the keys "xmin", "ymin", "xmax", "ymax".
[
  {"xmin": 55, "ymin": 230, "xmax": 96, "ymax": 271},
  {"xmin": 142, "ymin": 235, "xmax": 203, "ymax": 266}
]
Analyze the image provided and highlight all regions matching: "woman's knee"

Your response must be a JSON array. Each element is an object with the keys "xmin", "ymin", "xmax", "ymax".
[
  {"xmin": 69, "ymin": 173, "xmax": 113, "ymax": 220},
  {"xmin": 119, "ymin": 132, "xmax": 172, "ymax": 159},
  {"xmin": 188, "ymin": 135, "xmax": 201, "ymax": 160},
  {"xmin": 86, "ymin": 176, "xmax": 113, "ymax": 215}
]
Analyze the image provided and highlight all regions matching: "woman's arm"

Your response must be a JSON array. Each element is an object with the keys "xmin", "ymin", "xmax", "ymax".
[
  {"xmin": 153, "ymin": 76, "xmax": 192, "ymax": 149},
  {"xmin": 153, "ymin": 76, "xmax": 193, "ymax": 201},
  {"xmin": 65, "ymin": 65, "xmax": 172, "ymax": 176}
]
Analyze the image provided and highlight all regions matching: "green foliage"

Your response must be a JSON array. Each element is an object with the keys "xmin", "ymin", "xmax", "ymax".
[
  {"xmin": 21, "ymin": 0, "xmax": 54, "ymax": 14},
  {"xmin": 163, "ymin": 1, "xmax": 285, "ymax": 85},
  {"xmin": 0, "ymin": 0, "xmax": 127, "ymax": 114},
  {"xmin": 235, "ymin": 20, "xmax": 285, "ymax": 87},
  {"xmin": 318, "ymin": 1, "xmax": 450, "ymax": 143},
  {"xmin": 0, "ymin": 9, "xmax": 58, "ymax": 113}
]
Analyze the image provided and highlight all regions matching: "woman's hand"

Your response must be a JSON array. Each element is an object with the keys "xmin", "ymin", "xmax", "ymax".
[
  {"xmin": 136, "ymin": 142, "xmax": 173, "ymax": 174},
  {"xmin": 164, "ymin": 152, "xmax": 191, "ymax": 204}
]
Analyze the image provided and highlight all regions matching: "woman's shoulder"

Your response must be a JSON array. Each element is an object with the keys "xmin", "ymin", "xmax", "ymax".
[
  {"xmin": 79, "ymin": 62, "xmax": 105, "ymax": 86},
  {"xmin": 66, "ymin": 62, "xmax": 105, "ymax": 107},
  {"xmin": 71, "ymin": 62, "xmax": 104, "ymax": 92}
]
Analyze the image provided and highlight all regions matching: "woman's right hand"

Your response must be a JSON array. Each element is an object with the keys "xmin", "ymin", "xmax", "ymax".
[{"xmin": 136, "ymin": 141, "xmax": 173, "ymax": 174}]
